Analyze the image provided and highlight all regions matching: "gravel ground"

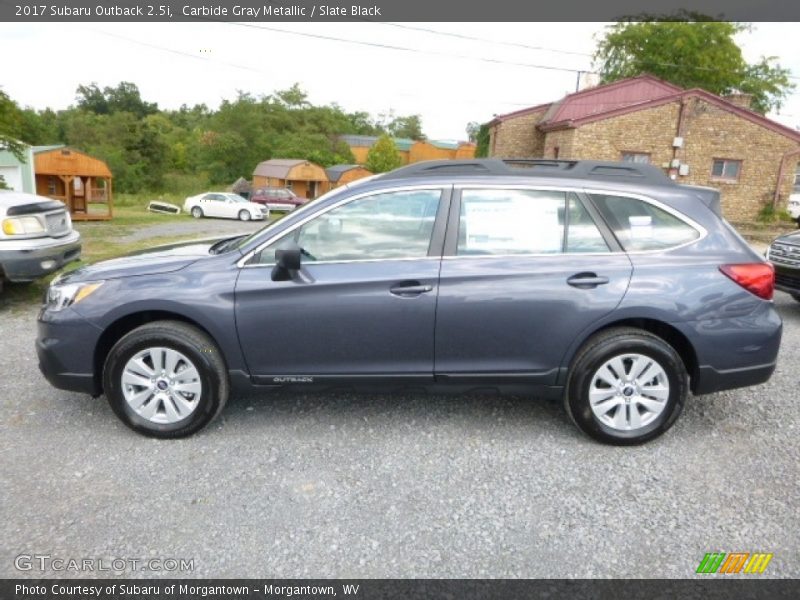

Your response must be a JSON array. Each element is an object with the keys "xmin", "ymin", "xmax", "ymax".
[{"xmin": 1, "ymin": 294, "xmax": 798, "ymax": 579}]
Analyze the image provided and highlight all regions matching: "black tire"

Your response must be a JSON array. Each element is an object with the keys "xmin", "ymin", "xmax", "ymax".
[
  {"xmin": 191, "ymin": 206, "xmax": 203, "ymax": 219},
  {"xmin": 792, "ymin": 294, "xmax": 800, "ymax": 303},
  {"xmin": 564, "ymin": 327, "xmax": 687, "ymax": 445},
  {"xmin": 238, "ymin": 209, "xmax": 251, "ymax": 221},
  {"xmin": 103, "ymin": 321, "xmax": 229, "ymax": 438}
]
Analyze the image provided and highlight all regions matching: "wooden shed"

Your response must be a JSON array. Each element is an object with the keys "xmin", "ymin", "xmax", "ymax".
[
  {"xmin": 34, "ymin": 146, "xmax": 113, "ymax": 220},
  {"xmin": 324, "ymin": 165, "xmax": 373, "ymax": 191},
  {"xmin": 252, "ymin": 159, "xmax": 328, "ymax": 199}
]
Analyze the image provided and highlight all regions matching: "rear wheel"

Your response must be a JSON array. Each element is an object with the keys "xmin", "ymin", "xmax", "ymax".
[
  {"xmin": 191, "ymin": 206, "xmax": 203, "ymax": 219},
  {"xmin": 238, "ymin": 210, "xmax": 251, "ymax": 221},
  {"xmin": 103, "ymin": 321, "xmax": 228, "ymax": 438},
  {"xmin": 565, "ymin": 327, "xmax": 687, "ymax": 445}
]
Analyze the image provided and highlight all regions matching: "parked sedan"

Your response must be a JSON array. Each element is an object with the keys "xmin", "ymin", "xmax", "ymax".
[{"xmin": 183, "ymin": 192, "xmax": 269, "ymax": 221}]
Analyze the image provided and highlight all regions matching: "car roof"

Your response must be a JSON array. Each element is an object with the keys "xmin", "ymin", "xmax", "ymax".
[{"xmin": 376, "ymin": 159, "xmax": 677, "ymax": 189}]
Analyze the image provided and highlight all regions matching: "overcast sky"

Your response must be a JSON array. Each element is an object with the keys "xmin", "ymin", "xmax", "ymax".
[{"xmin": 1, "ymin": 22, "xmax": 798, "ymax": 140}]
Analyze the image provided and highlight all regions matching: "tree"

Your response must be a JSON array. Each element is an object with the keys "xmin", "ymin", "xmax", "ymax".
[
  {"xmin": 76, "ymin": 81, "xmax": 158, "ymax": 118},
  {"xmin": 0, "ymin": 89, "xmax": 25, "ymax": 160},
  {"xmin": 474, "ymin": 123, "xmax": 491, "ymax": 158},
  {"xmin": 594, "ymin": 15, "xmax": 794, "ymax": 114},
  {"xmin": 388, "ymin": 115, "xmax": 425, "ymax": 140},
  {"xmin": 365, "ymin": 134, "xmax": 403, "ymax": 173}
]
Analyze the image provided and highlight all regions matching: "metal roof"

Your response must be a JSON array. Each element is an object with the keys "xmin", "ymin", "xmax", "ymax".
[
  {"xmin": 32, "ymin": 144, "xmax": 66, "ymax": 154},
  {"xmin": 253, "ymin": 159, "xmax": 312, "ymax": 179},
  {"xmin": 325, "ymin": 164, "xmax": 363, "ymax": 182},
  {"xmin": 338, "ymin": 135, "xmax": 415, "ymax": 152}
]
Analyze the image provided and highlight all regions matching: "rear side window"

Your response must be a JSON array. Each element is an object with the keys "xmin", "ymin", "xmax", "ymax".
[
  {"xmin": 457, "ymin": 189, "xmax": 609, "ymax": 255},
  {"xmin": 590, "ymin": 194, "xmax": 700, "ymax": 251}
]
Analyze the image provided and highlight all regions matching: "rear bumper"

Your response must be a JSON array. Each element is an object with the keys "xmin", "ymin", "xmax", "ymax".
[
  {"xmin": 680, "ymin": 301, "xmax": 783, "ymax": 396},
  {"xmin": 693, "ymin": 362, "xmax": 777, "ymax": 395},
  {"xmin": 0, "ymin": 231, "xmax": 81, "ymax": 281}
]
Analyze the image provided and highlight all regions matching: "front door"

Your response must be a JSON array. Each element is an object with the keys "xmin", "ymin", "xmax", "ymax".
[
  {"xmin": 234, "ymin": 187, "xmax": 449, "ymax": 383},
  {"xmin": 434, "ymin": 187, "xmax": 633, "ymax": 385}
]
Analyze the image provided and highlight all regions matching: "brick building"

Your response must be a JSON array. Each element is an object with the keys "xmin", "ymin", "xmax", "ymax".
[{"xmin": 488, "ymin": 75, "xmax": 800, "ymax": 221}]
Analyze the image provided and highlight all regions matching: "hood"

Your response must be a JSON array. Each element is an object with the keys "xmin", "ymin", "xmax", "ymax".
[
  {"xmin": 774, "ymin": 230, "xmax": 800, "ymax": 245},
  {"xmin": 58, "ymin": 237, "xmax": 237, "ymax": 283}
]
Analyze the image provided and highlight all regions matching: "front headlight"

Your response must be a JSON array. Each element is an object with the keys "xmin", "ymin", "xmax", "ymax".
[
  {"xmin": 2, "ymin": 216, "xmax": 46, "ymax": 235},
  {"xmin": 46, "ymin": 280, "xmax": 104, "ymax": 312}
]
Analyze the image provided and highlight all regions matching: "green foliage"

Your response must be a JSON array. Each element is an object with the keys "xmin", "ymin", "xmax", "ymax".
[
  {"xmin": 0, "ymin": 174, "xmax": 9, "ymax": 190},
  {"xmin": 757, "ymin": 203, "xmax": 795, "ymax": 224},
  {"xmin": 0, "ymin": 89, "xmax": 26, "ymax": 160},
  {"xmin": 365, "ymin": 134, "xmax": 403, "ymax": 173},
  {"xmin": 387, "ymin": 115, "xmax": 425, "ymax": 140},
  {"xmin": 594, "ymin": 16, "xmax": 795, "ymax": 113},
  {"xmin": 8, "ymin": 82, "xmax": 422, "ymax": 194},
  {"xmin": 474, "ymin": 123, "xmax": 490, "ymax": 158}
]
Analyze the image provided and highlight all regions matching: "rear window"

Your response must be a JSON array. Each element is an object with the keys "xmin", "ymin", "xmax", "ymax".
[{"xmin": 590, "ymin": 194, "xmax": 700, "ymax": 251}]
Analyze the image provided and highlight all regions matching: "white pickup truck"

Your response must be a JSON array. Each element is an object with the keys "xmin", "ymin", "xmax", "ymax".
[{"xmin": 0, "ymin": 191, "xmax": 81, "ymax": 290}]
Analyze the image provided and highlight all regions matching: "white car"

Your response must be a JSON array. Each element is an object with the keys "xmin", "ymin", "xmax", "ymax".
[
  {"xmin": 788, "ymin": 192, "xmax": 800, "ymax": 225},
  {"xmin": 183, "ymin": 192, "xmax": 269, "ymax": 221}
]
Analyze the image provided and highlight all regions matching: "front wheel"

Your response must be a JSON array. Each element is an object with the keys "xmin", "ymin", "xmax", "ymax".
[
  {"xmin": 103, "ymin": 321, "xmax": 229, "ymax": 438},
  {"xmin": 191, "ymin": 206, "xmax": 203, "ymax": 219},
  {"xmin": 238, "ymin": 210, "xmax": 251, "ymax": 221},
  {"xmin": 564, "ymin": 327, "xmax": 687, "ymax": 445}
]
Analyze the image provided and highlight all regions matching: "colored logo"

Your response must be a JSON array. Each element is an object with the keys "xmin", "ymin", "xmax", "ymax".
[{"xmin": 696, "ymin": 552, "xmax": 773, "ymax": 574}]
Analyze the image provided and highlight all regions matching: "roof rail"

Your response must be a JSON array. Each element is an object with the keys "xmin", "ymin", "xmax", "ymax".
[{"xmin": 379, "ymin": 158, "xmax": 676, "ymax": 186}]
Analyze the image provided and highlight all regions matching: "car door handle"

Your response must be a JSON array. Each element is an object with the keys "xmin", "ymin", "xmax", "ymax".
[
  {"xmin": 567, "ymin": 273, "xmax": 610, "ymax": 288},
  {"xmin": 389, "ymin": 281, "xmax": 434, "ymax": 297}
]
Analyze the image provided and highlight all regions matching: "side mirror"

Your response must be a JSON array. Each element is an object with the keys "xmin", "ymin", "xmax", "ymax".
[{"xmin": 271, "ymin": 246, "xmax": 302, "ymax": 281}]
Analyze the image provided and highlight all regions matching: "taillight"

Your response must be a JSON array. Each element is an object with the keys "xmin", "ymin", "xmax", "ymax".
[{"xmin": 719, "ymin": 263, "xmax": 775, "ymax": 300}]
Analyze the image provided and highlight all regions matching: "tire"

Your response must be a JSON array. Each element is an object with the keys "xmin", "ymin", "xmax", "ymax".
[
  {"xmin": 792, "ymin": 294, "xmax": 800, "ymax": 303},
  {"xmin": 191, "ymin": 206, "xmax": 203, "ymax": 219},
  {"xmin": 238, "ymin": 210, "xmax": 251, "ymax": 221},
  {"xmin": 564, "ymin": 327, "xmax": 687, "ymax": 445},
  {"xmin": 103, "ymin": 321, "xmax": 229, "ymax": 438}
]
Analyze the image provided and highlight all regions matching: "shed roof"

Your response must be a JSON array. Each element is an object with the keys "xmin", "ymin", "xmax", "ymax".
[
  {"xmin": 32, "ymin": 144, "xmax": 66, "ymax": 154},
  {"xmin": 33, "ymin": 147, "xmax": 112, "ymax": 178},
  {"xmin": 253, "ymin": 159, "xmax": 311, "ymax": 179},
  {"xmin": 325, "ymin": 164, "xmax": 363, "ymax": 182},
  {"xmin": 338, "ymin": 135, "xmax": 415, "ymax": 152}
]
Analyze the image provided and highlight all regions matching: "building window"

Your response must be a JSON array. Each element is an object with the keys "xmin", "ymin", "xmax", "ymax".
[
  {"xmin": 553, "ymin": 146, "xmax": 560, "ymax": 159},
  {"xmin": 621, "ymin": 152, "xmax": 650, "ymax": 164},
  {"xmin": 711, "ymin": 159, "xmax": 742, "ymax": 181},
  {"xmin": 794, "ymin": 164, "xmax": 800, "ymax": 191},
  {"xmin": 47, "ymin": 176, "xmax": 57, "ymax": 195}
]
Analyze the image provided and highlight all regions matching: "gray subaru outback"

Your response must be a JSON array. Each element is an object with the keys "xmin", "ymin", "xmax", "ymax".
[{"xmin": 37, "ymin": 159, "xmax": 781, "ymax": 445}]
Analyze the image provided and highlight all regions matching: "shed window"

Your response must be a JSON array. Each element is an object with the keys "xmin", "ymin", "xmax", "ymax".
[
  {"xmin": 621, "ymin": 152, "xmax": 650, "ymax": 164},
  {"xmin": 47, "ymin": 176, "xmax": 57, "ymax": 195},
  {"xmin": 794, "ymin": 164, "xmax": 800, "ymax": 191},
  {"xmin": 711, "ymin": 159, "xmax": 742, "ymax": 181}
]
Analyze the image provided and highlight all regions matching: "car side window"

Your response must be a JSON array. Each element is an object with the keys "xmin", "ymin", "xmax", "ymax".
[
  {"xmin": 590, "ymin": 194, "xmax": 700, "ymax": 251},
  {"xmin": 566, "ymin": 195, "xmax": 610, "ymax": 253},
  {"xmin": 256, "ymin": 189, "xmax": 442, "ymax": 264}
]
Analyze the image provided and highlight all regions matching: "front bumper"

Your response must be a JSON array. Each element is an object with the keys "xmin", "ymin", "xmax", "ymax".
[
  {"xmin": 0, "ymin": 231, "xmax": 81, "ymax": 281},
  {"xmin": 36, "ymin": 306, "xmax": 102, "ymax": 396},
  {"xmin": 773, "ymin": 264, "xmax": 800, "ymax": 297}
]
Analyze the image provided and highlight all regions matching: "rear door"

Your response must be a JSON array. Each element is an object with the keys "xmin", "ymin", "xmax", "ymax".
[{"xmin": 434, "ymin": 186, "xmax": 633, "ymax": 385}]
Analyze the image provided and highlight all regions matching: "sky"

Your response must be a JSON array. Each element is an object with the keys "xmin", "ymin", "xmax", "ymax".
[{"xmin": 1, "ymin": 22, "xmax": 799, "ymax": 140}]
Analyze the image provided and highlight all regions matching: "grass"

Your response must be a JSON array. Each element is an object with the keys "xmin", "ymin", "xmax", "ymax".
[{"xmin": 1, "ymin": 206, "xmax": 202, "ymax": 312}]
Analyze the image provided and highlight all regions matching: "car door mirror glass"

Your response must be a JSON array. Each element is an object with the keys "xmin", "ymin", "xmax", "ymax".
[{"xmin": 271, "ymin": 245, "xmax": 302, "ymax": 281}]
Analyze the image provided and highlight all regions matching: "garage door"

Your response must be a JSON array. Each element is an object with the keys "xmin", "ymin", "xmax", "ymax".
[{"xmin": 0, "ymin": 166, "xmax": 22, "ymax": 191}]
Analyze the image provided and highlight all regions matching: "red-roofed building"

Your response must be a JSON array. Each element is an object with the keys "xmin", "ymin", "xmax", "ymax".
[{"xmin": 488, "ymin": 75, "xmax": 800, "ymax": 221}]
